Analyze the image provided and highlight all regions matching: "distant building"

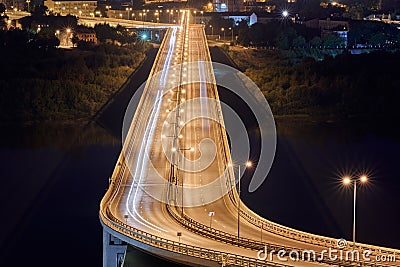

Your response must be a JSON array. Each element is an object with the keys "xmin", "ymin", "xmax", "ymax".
[
  {"xmin": 221, "ymin": 12, "xmax": 275, "ymax": 26},
  {"xmin": 212, "ymin": 0, "xmax": 244, "ymax": 12},
  {"xmin": 18, "ymin": 14, "xmax": 78, "ymax": 31},
  {"xmin": 144, "ymin": 0, "xmax": 187, "ymax": 3},
  {"xmin": 106, "ymin": 9, "xmax": 131, "ymax": 20},
  {"xmin": 44, "ymin": 0, "xmax": 97, "ymax": 17},
  {"xmin": 242, "ymin": 0, "xmax": 275, "ymax": 13},
  {"xmin": 75, "ymin": 26, "xmax": 97, "ymax": 43},
  {"xmin": 222, "ymin": 12, "xmax": 251, "ymax": 24},
  {"xmin": 302, "ymin": 18, "xmax": 349, "ymax": 46},
  {"xmin": 2, "ymin": 0, "xmax": 25, "ymax": 11},
  {"xmin": 303, "ymin": 18, "xmax": 349, "ymax": 31},
  {"xmin": 364, "ymin": 14, "xmax": 400, "ymax": 25}
]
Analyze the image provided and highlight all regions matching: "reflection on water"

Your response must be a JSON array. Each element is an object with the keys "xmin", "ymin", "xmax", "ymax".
[
  {"xmin": 0, "ymin": 123, "xmax": 120, "ymax": 150},
  {"xmin": 245, "ymin": 119, "xmax": 400, "ymax": 249},
  {"xmin": 0, "ymin": 119, "xmax": 399, "ymax": 267}
]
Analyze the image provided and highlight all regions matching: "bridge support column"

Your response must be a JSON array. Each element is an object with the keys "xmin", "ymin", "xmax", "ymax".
[{"xmin": 103, "ymin": 229, "xmax": 127, "ymax": 267}]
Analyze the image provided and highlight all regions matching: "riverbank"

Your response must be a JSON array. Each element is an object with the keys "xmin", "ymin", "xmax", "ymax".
[
  {"xmin": 0, "ymin": 42, "xmax": 151, "ymax": 125},
  {"xmin": 222, "ymin": 46, "xmax": 400, "ymax": 121}
]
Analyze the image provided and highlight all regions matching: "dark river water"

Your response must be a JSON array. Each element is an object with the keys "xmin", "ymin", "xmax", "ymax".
[{"xmin": 0, "ymin": 118, "xmax": 399, "ymax": 267}]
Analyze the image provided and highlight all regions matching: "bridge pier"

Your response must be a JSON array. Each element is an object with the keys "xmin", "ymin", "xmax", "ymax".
[{"xmin": 103, "ymin": 229, "xmax": 127, "ymax": 267}]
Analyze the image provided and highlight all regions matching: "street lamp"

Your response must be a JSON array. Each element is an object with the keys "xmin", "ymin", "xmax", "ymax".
[
  {"xmin": 228, "ymin": 160, "xmax": 252, "ymax": 239},
  {"xmin": 282, "ymin": 10, "xmax": 289, "ymax": 18},
  {"xmin": 173, "ymin": 146, "xmax": 195, "ymax": 216},
  {"xmin": 229, "ymin": 27, "xmax": 234, "ymax": 42},
  {"xmin": 126, "ymin": 7, "xmax": 132, "ymax": 20},
  {"xmin": 26, "ymin": 0, "xmax": 30, "ymax": 12},
  {"xmin": 208, "ymin": 211, "xmax": 215, "ymax": 227},
  {"xmin": 342, "ymin": 174, "xmax": 368, "ymax": 245},
  {"xmin": 221, "ymin": 27, "xmax": 225, "ymax": 43},
  {"xmin": 66, "ymin": 28, "xmax": 71, "ymax": 46},
  {"xmin": 209, "ymin": 25, "xmax": 213, "ymax": 36}
]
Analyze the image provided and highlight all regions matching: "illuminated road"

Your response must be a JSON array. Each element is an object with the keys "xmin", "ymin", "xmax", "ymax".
[
  {"xmin": 78, "ymin": 16, "xmax": 173, "ymax": 28},
  {"xmin": 100, "ymin": 10, "xmax": 399, "ymax": 267}
]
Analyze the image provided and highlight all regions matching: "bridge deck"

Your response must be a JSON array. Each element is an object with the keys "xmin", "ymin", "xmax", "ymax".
[{"xmin": 100, "ymin": 10, "xmax": 399, "ymax": 267}]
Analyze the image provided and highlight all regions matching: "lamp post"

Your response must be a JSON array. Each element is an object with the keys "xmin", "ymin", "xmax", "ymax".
[
  {"xmin": 209, "ymin": 25, "xmax": 213, "ymax": 36},
  {"xmin": 228, "ymin": 161, "xmax": 252, "ymax": 240},
  {"xmin": 342, "ymin": 174, "xmax": 368, "ymax": 245},
  {"xmin": 155, "ymin": 11, "xmax": 159, "ymax": 24},
  {"xmin": 221, "ymin": 27, "xmax": 225, "ymax": 43},
  {"xmin": 126, "ymin": 7, "xmax": 132, "ymax": 20},
  {"xmin": 229, "ymin": 27, "xmax": 234, "ymax": 42},
  {"xmin": 66, "ymin": 28, "xmax": 71, "ymax": 46},
  {"xmin": 208, "ymin": 211, "xmax": 215, "ymax": 227},
  {"xmin": 177, "ymin": 146, "xmax": 195, "ymax": 216},
  {"xmin": 26, "ymin": 0, "xmax": 30, "ymax": 12}
]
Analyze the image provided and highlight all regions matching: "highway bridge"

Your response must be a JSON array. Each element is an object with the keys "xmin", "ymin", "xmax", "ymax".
[
  {"xmin": 5, "ymin": 12, "xmax": 172, "ymax": 29},
  {"xmin": 77, "ymin": 16, "xmax": 174, "ymax": 29},
  {"xmin": 100, "ymin": 10, "xmax": 399, "ymax": 267}
]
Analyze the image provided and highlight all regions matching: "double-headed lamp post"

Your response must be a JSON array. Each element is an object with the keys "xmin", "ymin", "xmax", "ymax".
[
  {"xmin": 172, "ymin": 146, "xmax": 195, "ymax": 216},
  {"xmin": 228, "ymin": 161, "xmax": 252, "ymax": 240},
  {"xmin": 342, "ymin": 174, "xmax": 368, "ymax": 245}
]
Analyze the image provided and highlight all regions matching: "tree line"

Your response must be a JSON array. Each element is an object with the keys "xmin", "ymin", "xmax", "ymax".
[
  {"xmin": 0, "ymin": 26, "xmax": 149, "ymax": 123},
  {"xmin": 229, "ymin": 48, "xmax": 400, "ymax": 119}
]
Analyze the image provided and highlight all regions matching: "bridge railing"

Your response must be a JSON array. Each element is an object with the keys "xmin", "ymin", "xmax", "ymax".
[
  {"xmin": 101, "ymin": 25, "xmax": 399, "ymax": 267},
  {"xmin": 237, "ymin": 202, "xmax": 400, "ymax": 262},
  {"xmin": 199, "ymin": 28, "xmax": 400, "ymax": 262},
  {"xmin": 101, "ymin": 167, "xmax": 293, "ymax": 267},
  {"xmin": 100, "ymin": 205, "xmax": 293, "ymax": 267},
  {"xmin": 166, "ymin": 202, "xmax": 396, "ymax": 267},
  {"xmin": 99, "ymin": 26, "xmax": 291, "ymax": 267}
]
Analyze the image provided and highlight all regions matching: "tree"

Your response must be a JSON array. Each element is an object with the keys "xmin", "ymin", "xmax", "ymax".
[
  {"xmin": 32, "ymin": 5, "xmax": 48, "ymax": 17},
  {"xmin": 71, "ymin": 34, "xmax": 80, "ymax": 47},
  {"xmin": 276, "ymin": 34, "xmax": 289, "ymax": 50},
  {"xmin": 275, "ymin": 27, "xmax": 298, "ymax": 50},
  {"xmin": 35, "ymin": 27, "xmax": 60, "ymax": 48},
  {"xmin": 370, "ymin": 33, "xmax": 386, "ymax": 46},
  {"xmin": 292, "ymin": 36, "xmax": 306, "ymax": 48},
  {"xmin": 0, "ymin": 3, "xmax": 6, "ymax": 14},
  {"xmin": 323, "ymin": 34, "xmax": 343, "ymax": 48},
  {"xmin": 343, "ymin": 2, "xmax": 368, "ymax": 20},
  {"xmin": 0, "ymin": 3, "xmax": 7, "ymax": 29},
  {"xmin": 310, "ymin": 36, "xmax": 322, "ymax": 48}
]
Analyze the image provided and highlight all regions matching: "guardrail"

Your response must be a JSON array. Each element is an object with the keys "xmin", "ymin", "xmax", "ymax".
[
  {"xmin": 200, "ymin": 26, "xmax": 400, "ymax": 263},
  {"xmin": 237, "ymin": 202, "xmax": 400, "ymax": 262},
  {"xmin": 100, "ymin": 24, "xmax": 292, "ymax": 267},
  {"xmin": 166, "ymin": 203, "xmax": 397, "ymax": 267},
  {"xmin": 101, "ymin": 206, "xmax": 291, "ymax": 267},
  {"xmin": 78, "ymin": 16, "xmax": 174, "ymax": 28},
  {"xmin": 101, "ymin": 24, "xmax": 399, "ymax": 267}
]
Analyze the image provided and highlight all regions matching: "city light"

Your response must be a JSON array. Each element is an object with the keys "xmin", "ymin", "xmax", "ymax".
[
  {"xmin": 282, "ymin": 10, "xmax": 289, "ymax": 17},
  {"xmin": 360, "ymin": 175, "xmax": 368, "ymax": 183},
  {"xmin": 343, "ymin": 176, "xmax": 351, "ymax": 185}
]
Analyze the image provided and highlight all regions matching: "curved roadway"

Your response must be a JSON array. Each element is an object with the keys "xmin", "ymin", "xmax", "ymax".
[{"xmin": 100, "ymin": 10, "xmax": 399, "ymax": 267}]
